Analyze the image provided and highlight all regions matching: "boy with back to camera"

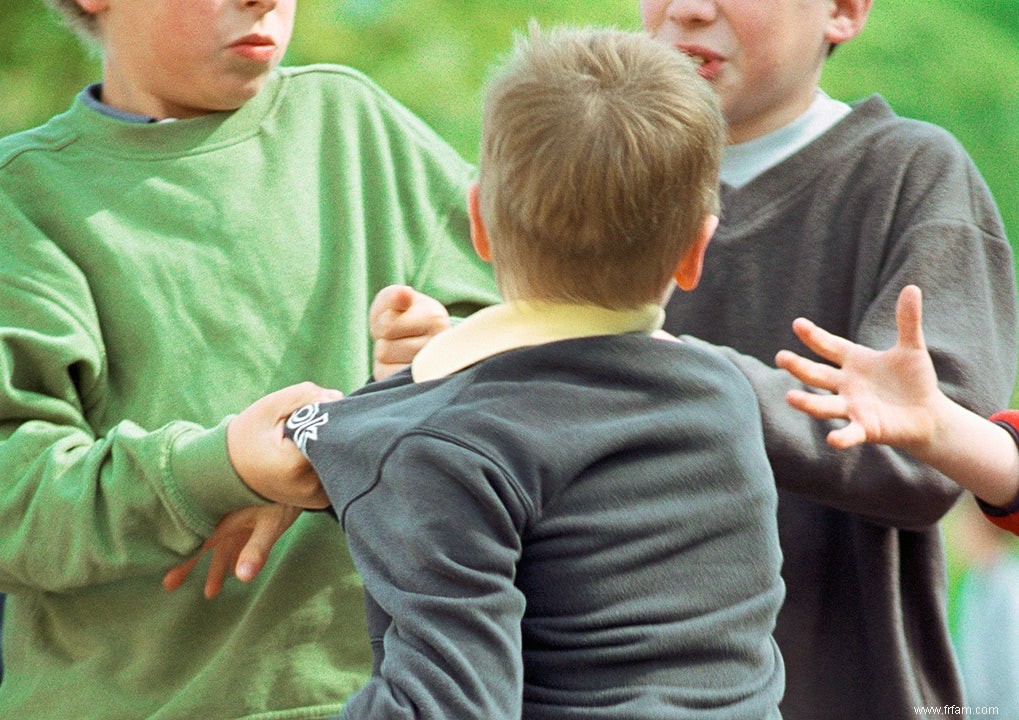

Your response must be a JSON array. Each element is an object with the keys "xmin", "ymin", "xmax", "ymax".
[
  {"xmin": 205, "ymin": 25, "xmax": 786, "ymax": 719},
  {"xmin": 640, "ymin": 0, "xmax": 1018, "ymax": 717},
  {"xmin": 0, "ymin": 0, "xmax": 499, "ymax": 717}
]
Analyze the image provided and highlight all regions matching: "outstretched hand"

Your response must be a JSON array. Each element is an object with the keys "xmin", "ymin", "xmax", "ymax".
[
  {"xmin": 369, "ymin": 285, "xmax": 450, "ymax": 380},
  {"xmin": 775, "ymin": 285, "xmax": 943, "ymax": 451},
  {"xmin": 163, "ymin": 503, "xmax": 301, "ymax": 599}
]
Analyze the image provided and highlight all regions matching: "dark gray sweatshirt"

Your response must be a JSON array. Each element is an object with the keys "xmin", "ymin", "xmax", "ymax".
[
  {"xmin": 292, "ymin": 333, "xmax": 786, "ymax": 719},
  {"xmin": 666, "ymin": 95, "xmax": 1017, "ymax": 719}
]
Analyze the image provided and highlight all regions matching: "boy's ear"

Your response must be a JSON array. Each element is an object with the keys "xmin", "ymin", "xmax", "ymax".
[
  {"xmin": 467, "ymin": 182, "xmax": 492, "ymax": 263},
  {"xmin": 826, "ymin": 0, "xmax": 873, "ymax": 46},
  {"xmin": 75, "ymin": 0, "xmax": 109, "ymax": 13},
  {"xmin": 673, "ymin": 214, "xmax": 718, "ymax": 292}
]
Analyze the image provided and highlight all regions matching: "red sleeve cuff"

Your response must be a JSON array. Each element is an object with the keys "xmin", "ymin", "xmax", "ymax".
[{"xmin": 974, "ymin": 410, "xmax": 1019, "ymax": 535}]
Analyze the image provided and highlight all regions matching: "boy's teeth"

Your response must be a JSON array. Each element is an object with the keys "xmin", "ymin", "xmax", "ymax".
[{"xmin": 690, "ymin": 55, "xmax": 706, "ymax": 66}]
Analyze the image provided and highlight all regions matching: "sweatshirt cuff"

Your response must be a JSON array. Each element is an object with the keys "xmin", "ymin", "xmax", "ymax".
[
  {"xmin": 168, "ymin": 417, "xmax": 272, "ymax": 532},
  {"xmin": 975, "ymin": 411, "xmax": 1019, "ymax": 517}
]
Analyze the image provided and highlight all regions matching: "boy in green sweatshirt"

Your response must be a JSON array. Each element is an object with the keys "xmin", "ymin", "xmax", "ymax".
[{"xmin": 0, "ymin": 0, "xmax": 496, "ymax": 717}]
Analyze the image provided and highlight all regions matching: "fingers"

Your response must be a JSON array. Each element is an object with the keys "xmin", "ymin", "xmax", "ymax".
[
  {"xmin": 775, "ymin": 349, "xmax": 841, "ymax": 392},
  {"xmin": 204, "ymin": 547, "xmax": 232, "ymax": 600},
  {"xmin": 235, "ymin": 555, "xmax": 264, "ymax": 584},
  {"xmin": 163, "ymin": 504, "xmax": 301, "ymax": 596},
  {"xmin": 784, "ymin": 390, "xmax": 866, "ymax": 449},
  {"xmin": 235, "ymin": 508, "xmax": 294, "ymax": 582},
  {"xmin": 785, "ymin": 388, "xmax": 847, "ymax": 420},
  {"xmin": 266, "ymin": 382, "xmax": 344, "ymax": 419},
  {"xmin": 369, "ymin": 286, "xmax": 450, "ymax": 380},
  {"xmin": 789, "ymin": 317, "xmax": 852, "ymax": 367},
  {"xmin": 895, "ymin": 285, "xmax": 926, "ymax": 351},
  {"xmin": 374, "ymin": 314, "xmax": 449, "ymax": 346},
  {"xmin": 162, "ymin": 552, "xmax": 203, "ymax": 592},
  {"xmin": 161, "ymin": 536, "xmax": 235, "ymax": 599},
  {"xmin": 373, "ymin": 335, "xmax": 431, "ymax": 379},
  {"xmin": 826, "ymin": 423, "xmax": 867, "ymax": 450},
  {"xmin": 371, "ymin": 287, "xmax": 449, "ymax": 342}
]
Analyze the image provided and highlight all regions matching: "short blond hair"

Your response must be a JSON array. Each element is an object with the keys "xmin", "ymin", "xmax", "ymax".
[
  {"xmin": 478, "ymin": 25, "xmax": 723, "ymax": 308},
  {"xmin": 44, "ymin": 0, "xmax": 100, "ymax": 44}
]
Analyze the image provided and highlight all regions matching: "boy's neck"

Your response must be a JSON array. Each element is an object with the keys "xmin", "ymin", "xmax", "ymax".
[
  {"xmin": 411, "ymin": 301, "xmax": 665, "ymax": 383},
  {"xmin": 82, "ymin": 84, "xmax": 163, "ymax": 124},
  {"xmin": 721, "ymin": 91, "xmax": 851, "ymax": 189}
]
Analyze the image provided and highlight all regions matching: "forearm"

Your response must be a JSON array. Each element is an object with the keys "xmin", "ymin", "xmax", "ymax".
[
  {"xmin": 713, "ymin": 342, "xmax": 962, "ymax": 527},
  {"xmin": 0, "ymin": 416, "xmax": 262, "ymax": 594},
  {"xmin": 0, "ymin": 239, "xmax": 271, "ymax": 593},
  {"xmin": 864, "ymin": 221, "xmax": 1017, "ymax": 509},
  {"xmin": 910, "ymin": 398, "xmax": 1019, "ymax": 508}
]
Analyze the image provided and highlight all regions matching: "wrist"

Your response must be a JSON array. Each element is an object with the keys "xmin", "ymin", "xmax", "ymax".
[
  {"xmin": 907, "ymin": 399, "xmax": 1019, "ymax": 508},
  {"xmin": 981, "ymin": 410, "xmax": 1019, "ymax": 509},
  {"xmin": 225, "ymin": 414, "xmax": 281, "ymax": 503},
  {"xmin": 899, "ymin": 389, "xmax": 956, "ymax": 463}
]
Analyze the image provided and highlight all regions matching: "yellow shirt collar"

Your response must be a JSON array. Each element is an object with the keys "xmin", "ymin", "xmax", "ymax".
[{"xmin": 411, "ymin": 301, "xmax": 670, "ymax": 383}]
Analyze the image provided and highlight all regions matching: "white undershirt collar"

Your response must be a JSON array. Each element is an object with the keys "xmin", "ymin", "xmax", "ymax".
[{"xmin": 721, "ymin": 90, "xmax": 851, "ymax": 189}]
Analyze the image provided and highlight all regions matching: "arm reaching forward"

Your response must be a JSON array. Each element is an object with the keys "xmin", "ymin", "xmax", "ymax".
[{"xmin": 776, "ymin": 285, "xmax": 1019, "ymax": 508}]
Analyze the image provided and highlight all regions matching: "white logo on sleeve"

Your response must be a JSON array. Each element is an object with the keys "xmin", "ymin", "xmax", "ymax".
[{"xmin": 286, "ymin": 403, "xmax": 330, "ymax": 454}]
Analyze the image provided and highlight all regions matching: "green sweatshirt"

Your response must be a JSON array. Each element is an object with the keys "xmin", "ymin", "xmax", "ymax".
[{"xmin": 0, "ymin": 65, "xmax": 498, "ymax": 719}]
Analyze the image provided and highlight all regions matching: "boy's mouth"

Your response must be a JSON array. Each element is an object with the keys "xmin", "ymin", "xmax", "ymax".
[
  {"xmin": 676, "ymin": 44, "xmax": 723, "ymax": 81},
  {"xmin": 229, "ymin": 34, "xmax": 278, "ymax": 63}
]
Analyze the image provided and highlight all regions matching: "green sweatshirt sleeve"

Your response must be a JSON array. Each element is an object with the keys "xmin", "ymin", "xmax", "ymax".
[
  {"xmin": 414, "ymin": 191, "xmax": 500, "ymax": 320},
  {"xmin": 0, "ymin": 196, "xmax": 264, "ymax": 595},
  {"xmin": 349, "ymin": 71, "xmax": 500, "ymax": 317}
]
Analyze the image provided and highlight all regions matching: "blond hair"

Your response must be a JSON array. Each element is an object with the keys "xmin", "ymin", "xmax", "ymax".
[
  {"xmin": 478, "ymin": 25, "xmax": 723, "ymax": 308},
  {"xmin": 44, "ymin": 0, "xmax": 101, "ymax": 44}
]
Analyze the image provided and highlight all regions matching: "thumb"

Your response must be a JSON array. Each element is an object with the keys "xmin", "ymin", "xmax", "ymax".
[
  {"xmin": 370, "ymin": 285, "xmax": 416, "ymax": 324},
  {"xmin": 268, "ymin": 382, "xmax": 344, "ymax": 416},
  {"xmin": 895, "ymin": 285, "xmax": 926, "ymax": 351}
]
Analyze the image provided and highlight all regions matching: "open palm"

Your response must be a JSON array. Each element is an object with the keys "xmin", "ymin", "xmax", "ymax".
[{"xmin": 776, "ymin": 285, "xmax": 942, "ymax": 451}]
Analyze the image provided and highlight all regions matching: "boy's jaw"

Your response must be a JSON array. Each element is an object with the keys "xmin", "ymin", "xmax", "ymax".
[{"xmin": 100, "ymin": 54, "xmax": 279, "ymax": 119}]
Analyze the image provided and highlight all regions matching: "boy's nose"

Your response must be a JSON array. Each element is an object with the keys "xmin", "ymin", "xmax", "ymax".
[
  {"xmin": 666, "ymin": 0, "xmax": 718, "ymax": 25},
  {"xmin": 242, "ymin": 0, "xmax": 278, "ymax": 10}
]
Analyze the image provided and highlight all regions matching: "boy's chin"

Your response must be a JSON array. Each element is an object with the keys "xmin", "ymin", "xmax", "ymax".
[{"xmin": 202, "ymin": 75, "xmax": 275, "ymax": 113}]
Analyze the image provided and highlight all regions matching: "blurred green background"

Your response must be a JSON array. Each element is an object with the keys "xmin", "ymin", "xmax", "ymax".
[
  {"xmin": 4, "ymin": 0, "xmax": 1019, "ymax": 707},
  {"xmin": 8, "ymin": 0, "xmax": 1019, "ymax": 380},
  {"xmin": 4, "ymin": 0, "xmax": 1019, "ymax": 248}
]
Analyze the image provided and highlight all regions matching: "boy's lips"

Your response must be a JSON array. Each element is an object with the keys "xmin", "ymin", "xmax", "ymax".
[
  {"xmin": 229, "ymin": 34, "xmax": 278, "ymax": 63},
  {"xmin": 676, "ymin": 44, "xmax": 724, "ymax": 81}
]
